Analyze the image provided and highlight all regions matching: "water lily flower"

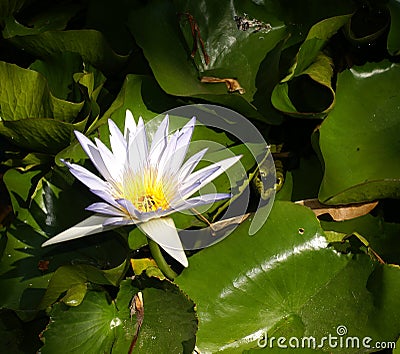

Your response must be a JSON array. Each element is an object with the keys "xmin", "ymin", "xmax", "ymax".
[{"xmin": 42, "ymin": 110, "xmax": 241, "ymax": 267}]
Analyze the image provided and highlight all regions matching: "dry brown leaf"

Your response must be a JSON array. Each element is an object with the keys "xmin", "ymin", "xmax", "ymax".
[
  {"xmin": 295, "ymin": 199, "xmax": 378, "ymax": 221},
  {"xmin": 201, "ymin": 76, "xmax": 245, "ymax": 94},
  {"xmin": 210, "ymin": 213, "xmax": 250, "ymax": 236}
]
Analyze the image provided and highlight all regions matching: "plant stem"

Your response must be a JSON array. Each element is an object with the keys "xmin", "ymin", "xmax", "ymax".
[{"xmin": 148, "ymin": 239, "xmax": 177, "ymax": 280}]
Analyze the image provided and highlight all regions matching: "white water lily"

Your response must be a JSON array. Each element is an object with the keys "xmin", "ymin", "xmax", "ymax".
[{"xmin": 42, "ymin": 110, "xmax": 241, "ymax": 267}]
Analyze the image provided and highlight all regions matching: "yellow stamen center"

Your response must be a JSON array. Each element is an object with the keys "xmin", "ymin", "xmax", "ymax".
[
  {"xmin": 121, "ymin": 169, "xmax": 170, "ymax": 213},
  {"xmin": 135, "ymin": 189, "xmax": 169, "ymax": 212}
]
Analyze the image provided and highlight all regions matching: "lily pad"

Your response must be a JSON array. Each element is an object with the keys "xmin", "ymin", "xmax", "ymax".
[
  {"xmin": 317, "ymin": 60, "xmax": 400, "ymax": 204},
  {"xmin": 176, "ymin": 201, "xmax": 400, "ymax": 352},
  {"xmin": 271, "ymin": 15, "xmax": 351, "ymax": 118},
  {"xmin": 39, "ymin": 261, "xmax": 128, "ymax": 309},
  {"xmin": 0, "ymin": 118, "xmax": 83, "ymax": 155},
  {"xmin": 3, "ymin": 18, "xmax": 127, "ymax": 75},
  {"xmin": 0, "ymin": 61, "xmax": 83, "ymax": 122},
  {"xmin": 0, "ymin": 0, "xmax": 26, "ymax": 21},
  {"xmin": 41, "ymin": 279, "xmax": 197, "ymax": 354},
  {"xmin": 320, "ymin": 213, "xmax": 400, "ymax": 265},
  {"xmin": 127, "ymin": 0, "xmax": 287, "ymax": 123},
  {"xmin": 29, "ymin": 52, "xmax": 84, "ymax": 102}
]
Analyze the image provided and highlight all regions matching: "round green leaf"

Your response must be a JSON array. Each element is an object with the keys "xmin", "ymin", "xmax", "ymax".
[
  {"xmin": 40, "ymin": 261, "xmax": 128, "ymax": 309},
  {"xmin": 113, "ymin": 279, "xmax": 197, "ymax": 353},
  {"xmin": 41, "ymin": 280, "xmax": 197, "ymax": 353},
  {"xmin": 0, "ymin": 0, "xmax": 26, "ymax": 21},
  {"xmin": 4, "ymin": 27, "xmax": 127, "ymax": 75},
  {"xmin": 41, "ymin": 291, "xmax": 117, "ymax": 353},
  {"xmin": 0, "ymin": 61, "xmax": 83, "ymax": 122},
  {"xmin": 0, "ymin": 118, "xmax": 79, "ymax": 154},
  {"xmin": 61, "ymin": 283, "xmax": 87, "ymax": 307},
  {"xmin": 317, "ymin": 60, "xmax": 400, "ymax": 204},
  {"xmin": 320, "ymin": 213, "xmax": 400, "ymax": 265},
  {"xmin": 271, "ymin": 15, "xmax": 351, "ymax": 118},
  {"xmin": 127, "ymin": 0, "xmax": 287, "ymax": 123},
  {"xmin": 29, "ymin": 52, "xmax": 84, "ymax": 101},
  {"xmin": 176, "ymin": 201, "xmax": 400, "ymax": 352}
]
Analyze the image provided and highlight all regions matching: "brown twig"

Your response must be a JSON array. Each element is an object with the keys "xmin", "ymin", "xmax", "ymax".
[
  {"xmin": 128, "ymin": 291, "xmax": 144, "ymax": 354},
  {"xmin": 179, "ymin": 12, "xmax": 210, "ymax": 65}
]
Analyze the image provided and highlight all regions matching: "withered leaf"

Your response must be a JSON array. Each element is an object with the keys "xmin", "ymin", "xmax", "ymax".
[
  {"xmin": 209, "ymin": 213, "xmax": 250, "ymax": 236},
  {"xmin": 295, "ymin": 199, "xmax": 378, "ymax": 221},
  {"xmin": 201, "ymin": 76, "xmax": 245, "ymax": 94}
]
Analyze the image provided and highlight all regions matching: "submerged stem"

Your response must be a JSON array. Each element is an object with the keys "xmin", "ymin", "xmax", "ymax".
[{"xmin": 148, "ymin": 239, "xmax": 178, "ymax": 280}]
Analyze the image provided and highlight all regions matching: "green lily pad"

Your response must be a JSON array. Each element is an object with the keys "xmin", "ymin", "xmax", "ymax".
[
  {"xmin": 40, "ymin": 291, "xmax": 117, "ymax": 353},
  {"xmin": 2, "ymin": 152, "xmax": 52, "ymax": 171},
  {"xmin": 321, "ymin": 213, "xmax": 400, "ymax": 265},
  {"xmin": 40, "ymin": 261, "xmax": 128, "ymax": 309},
  {"xmin": 317, "ymin": 60, "xmax": 400, "ymax": 204},
  {"xmin": 0, "ymin": 0, "xmax": 26, "ymax": 21},
  {"xmin": 3, "ymin": 18, "xmax": 127, "ymax": 75},
  {"xmin": 0, "ymin": 56, "xmax": 107, "ymax": 167},
  {"xmin": 29, "ymin": 52, "xmax": 84, "ymax": 102},
  {"xmin": 41, "ymin": 279, "xmax": 197, "ymax": 353},
  {"xmin": 270, "ymin": 0, "xmax": 355, "ymax": 46},
  {"xmin": 271, "ymin": 15, "xmax": 351, "ymax": 118},
  {"xmin": 127, "ymin": 0, "xmax": 287, "ymax": 123},
  {"xmin": 1, "ymin": 1, "xmax": 80, "ymax": 35},
  {"xmin": 0, "ymin": 61, "xmax": 83, "ymax": 122},
  {"xmin": 176, "ymin": 201, "xmax": 400, "ymax": 352},
  {"xmin": 0, "ymin": 118, "xmax": 83, "ymax": 155},
  {"xmin": 342, "ymin": 5, "xmax": 390, "ymax": 46}
]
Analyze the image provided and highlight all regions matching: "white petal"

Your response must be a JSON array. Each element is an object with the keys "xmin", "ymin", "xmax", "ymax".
[
  {"xmin": 180, "ymin": 155, "xmax": 242, "ymax": 199},
  {"xmin": 87, "ymin": 144, "xmax": 114, "ymax": 182},
  {"xmin": 127, "ymin": 117, "xmax": 149, "ymax": 174},
  {"xmin": 89, "ymin": 188, "xmax": 121, "ymax": 209},
  {"xmin": 156, "ymin": 130, "xmax": 179, "ymax": 180},
  {"xmin": 179, "ymin": 166, "xmax": 220, "ymax": 199},
  {"xmin": 41, "ymin": 215, "xmax": 116, "ymax": 247},
  {"xmin": 74, "ymin": 130, "xmax": 95, "ymax": 157},
  {"xmin": 178, "ymin": 148, "xmax": 208, "ymax": 181},
  {"xmin": 164, "ymin": 117, "xmax": 195, "ymax": 176},
  {"xmin": 108, "ymin": 119, "xmax": 127, "ymax": 167},
  {"xmin": 116, "ymin": 198, "xmax": 141, "ymax": 220},
  {"xmin": 132, "ymin": 207, "xmax": 165, "ymax": 223},
  {"xmin": 102, "ymin": 217, "xmax": 134, "ymax": 226},
  {"xmin": 94, "ymin": 137, "xmax": 123, "ymax": 182},
  {"xmin": 169, "ymin": 181, "xmax": 202, "ymax": 206},
  {"xmin": 138, "ymin": 217, "xmax": 188, "ymax": 267},
  {"xmin": 74, "ymin": 131, "xmax": 112, "ymax": 182},
  {"xmin": 149, "ymin": 115, "xmax": 169, "ymax": 167},
  {"xmin": 86, "ymin": 202, "xmax": 126, "ymax": 217},
  {"xmin": 63, "ymin": 160, "xmax": 108, "ymax": 191},
  {"xmin": 170, "ymin": 193, "xmax": 231, "ymax": 212},
  {"xmin": 124, "ymin": 109, "xmax": 136, "ymax": 138}
]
